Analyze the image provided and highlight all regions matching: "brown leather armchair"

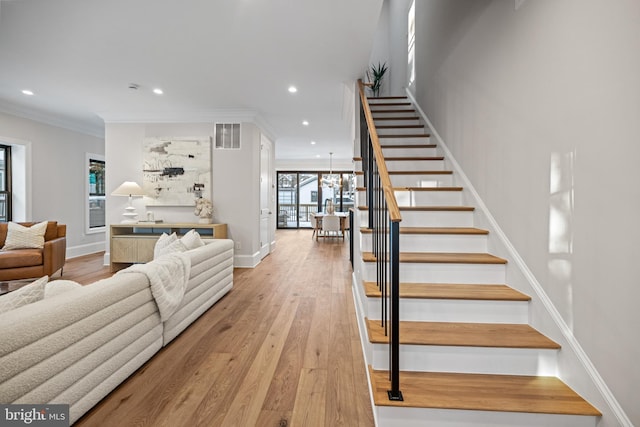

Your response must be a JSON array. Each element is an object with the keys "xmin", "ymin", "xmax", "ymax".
[{"xmin": 0, "ymin": 221, "xmax": 66, "ymax": 281}]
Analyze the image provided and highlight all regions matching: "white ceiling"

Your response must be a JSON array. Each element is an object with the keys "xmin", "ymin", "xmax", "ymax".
[{"xmin": 0, "ymin": 0, "xmax": 383, "ymax": 161}]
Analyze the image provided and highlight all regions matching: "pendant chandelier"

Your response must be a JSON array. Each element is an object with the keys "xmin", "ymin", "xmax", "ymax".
[{"xmin": 322, "ymin": 152, "xmax": 341, "ymax": 188}]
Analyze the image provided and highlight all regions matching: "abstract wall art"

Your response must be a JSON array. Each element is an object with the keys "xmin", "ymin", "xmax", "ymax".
[{"xmin": 142, "ymin": 136, "xmax": 211, "ymax": 206}]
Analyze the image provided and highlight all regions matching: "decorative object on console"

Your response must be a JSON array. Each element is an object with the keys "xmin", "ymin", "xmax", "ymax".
[
  {"xmin": 142, "ymin": 137, "xmax": 211, "ymax": 206},
  {"xmin": 111, "ymin": 181, "xmax": 146, "ymax": 223},
  {"xmin": 194, "ymin": 197, "xmax": 213, "ymax": 224}
]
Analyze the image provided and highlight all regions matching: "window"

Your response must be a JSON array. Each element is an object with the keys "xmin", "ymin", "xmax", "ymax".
[
  {"xmin": 0, "ymin": 145, "xmax": 11, "ymax": 222},
  {"xmin": 407, "ymin": 0, "xmax": 416, "ymax": 87},
  {"xmin": 277, "ymin": 171, "xmax": 355, "ymax": 229},
  {"xmin": 214, "ymin": 123, "xmax": 241, "ymax": 149},
  {"xmin": 86, "ymin": 154, "xmax": 105, "ymax": 233}
]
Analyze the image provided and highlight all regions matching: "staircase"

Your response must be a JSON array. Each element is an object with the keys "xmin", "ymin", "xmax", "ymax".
[{"xmin": 352, "ymin": 94, "xmax": 601, "ymax": 426}]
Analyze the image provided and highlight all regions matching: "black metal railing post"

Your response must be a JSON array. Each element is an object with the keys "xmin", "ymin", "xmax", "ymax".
[
  {"xmin": 357, "ymin": 80, "xmax": 403, "ymax": 402},
  {"xmin": 387, "ymin": 219, "xmax": 403, "ymax": 400}
]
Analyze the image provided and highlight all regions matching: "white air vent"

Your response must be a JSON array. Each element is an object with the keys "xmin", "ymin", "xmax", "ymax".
[{"xmin": 214, "ymin": 123, "xmax": 241, "ymax": 149}]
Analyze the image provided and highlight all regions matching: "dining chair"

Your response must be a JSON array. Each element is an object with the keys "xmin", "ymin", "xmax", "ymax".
[
  {"xmin": 321, "ymin": 214, "xmax": 342, "ymax": 240},
  {"xmin": 310, "ymin": 212, "xmax": 318, "ymax": 239}
]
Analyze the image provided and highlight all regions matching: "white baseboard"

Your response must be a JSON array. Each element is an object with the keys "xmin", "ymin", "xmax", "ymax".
[
  {"xmin": 405, "ymin": 89, "xmax": 632, "ymax": 427},
  {"xmin": 234, "ymin": 251, "xmax": 261, "ymax": 268},
  {"xmin": 66, "ymin": 241, "xmax": 106, "ymax": 259}
]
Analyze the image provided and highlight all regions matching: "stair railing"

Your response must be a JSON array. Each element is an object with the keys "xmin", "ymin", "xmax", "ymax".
[{"xmin": 357, "ymin": 79, "xmax": 403, "ymax": 401}]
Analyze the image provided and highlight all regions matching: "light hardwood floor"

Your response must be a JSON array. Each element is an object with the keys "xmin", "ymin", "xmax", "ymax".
[{"xmin": 69, "ymin": 230, "xmax": 374, "ymax": 427}]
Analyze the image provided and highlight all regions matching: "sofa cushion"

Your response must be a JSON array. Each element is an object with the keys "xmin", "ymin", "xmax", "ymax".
[
  {"xmin": 181, "ymin": 229, "xmax": 204, "ymax": 250},
  {"xmin": 155, "ymin": 239, "xmax": 187, "ymax": 258},
  {"xmin": 0, "ymin": 249, "xmax": 43, "ymax": 269},
  {"xmin": 0, "ymin": 276, "xmax": 48, "ymax": 314},
  {"xmin": 154, "ymin": 232, "xmax": 177, "ymax": 259},
  {"xmin": 45, "ymin": 280, "xmax": 83, "ymax": 298},
  {"xmin": 2, "ymin": 221, "xmax": 48, "ymax": 250}
]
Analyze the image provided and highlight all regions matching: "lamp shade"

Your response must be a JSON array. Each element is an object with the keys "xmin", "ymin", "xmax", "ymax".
[{"xmin": 111, "ymin": 181, "xmax": 145, "ymax": 197}]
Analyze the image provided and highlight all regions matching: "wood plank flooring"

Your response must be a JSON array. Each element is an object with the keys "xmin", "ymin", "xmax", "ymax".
[{"xmin": 68, "ymin": 230, "xmax": 373, "ymax": 427}]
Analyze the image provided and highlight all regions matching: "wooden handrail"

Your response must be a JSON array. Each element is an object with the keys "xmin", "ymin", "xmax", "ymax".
[{"xmin": 357, "ymin": 79, "xmax": 402, "ymax": 223}]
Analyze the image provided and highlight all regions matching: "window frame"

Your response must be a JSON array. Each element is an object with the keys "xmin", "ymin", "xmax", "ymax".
[
  {"xmin": 0, "ymin": 144, "xmax": 12, "ymax": 222},
  {"xmin": 86, "ymin": 153, "xmax": 106, "ymax": 234}
]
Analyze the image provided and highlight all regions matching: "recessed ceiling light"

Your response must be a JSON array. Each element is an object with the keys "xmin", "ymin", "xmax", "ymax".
[
  {"xmin": 153, "ymin": 88, "xmax": 163, "ymax": 95},
  {"xmin": 316, "ymin": 154, "xmax": 321, "ymax": 158},
  {"xmin": 310, "ymin": 141, "xmax": 316, "ymax": 145},
  {"xmin": 21, "ymin": 89, "xmax": 34, "ymax": 96},
  {"xmin": 302, "ymin": 120, "xmax": 309, "ymax": 126},
  {"xmin": 288, "ymin": 86, "xmax": 297, "ymax": 93}
]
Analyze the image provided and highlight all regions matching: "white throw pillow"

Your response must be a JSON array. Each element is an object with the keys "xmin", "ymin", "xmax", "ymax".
[
  {"xmin": 2, "ymin": 221, "xmax": 48, "ymax": 250},
  {"xmin": 154, "ymin": 232, "xmax": 178, "ymax": 259},
  {"xmin": 155, "ymin": 239, "xmax": 187, "ymax": 258},
  {"xmin": 181, "ymin": 229, "xmax": 204, "ymax": 250},
  {"xmin": 0, "ymin": 276, "xmax": 48, "ymax": 314},
  {"xmin": 45, "ymin": 279, "xmax": 83, "ymax": 298}
]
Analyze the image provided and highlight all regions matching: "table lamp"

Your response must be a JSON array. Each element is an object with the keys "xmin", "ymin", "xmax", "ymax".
[{"xmin": 111, "ymin": 181, "xmax": 146, "ymax": 223}]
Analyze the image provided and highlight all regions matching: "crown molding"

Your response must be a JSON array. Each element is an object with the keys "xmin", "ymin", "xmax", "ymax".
[
  {"xmin": 0, "ymin": 100, "xmax": 104, "ymax": 138},
  {"xmin": 98, "ymin": 109, "xmax": 279, "ymax": 142}
]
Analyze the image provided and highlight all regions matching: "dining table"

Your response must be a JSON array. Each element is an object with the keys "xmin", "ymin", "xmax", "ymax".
[{"xmin": 311, "ymin": 211, "xmax": 349, "ymax": 241}]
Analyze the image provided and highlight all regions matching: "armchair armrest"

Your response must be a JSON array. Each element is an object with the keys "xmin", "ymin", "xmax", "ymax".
[{"xmin": 43, "ymin": 236, "xmax": 66, "ymax": 277}]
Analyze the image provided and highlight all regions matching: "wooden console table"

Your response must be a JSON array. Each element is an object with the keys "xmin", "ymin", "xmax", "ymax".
[{"xmin": 110, "ymin": 222, "xmax": 227, "ymax": 271}]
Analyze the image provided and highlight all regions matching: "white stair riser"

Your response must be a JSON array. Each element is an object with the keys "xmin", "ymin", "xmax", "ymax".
[
  {"xmin": 371, "ymin": 111, "xmax": 417, "ymax": 119},
  {"xmin": 357, "ymin": 173, "xmax": 454, "ymax": 188},
  {"xmin": 366, "ymin": 298, "xmax": 528, "ymax": 323},
  {"xmin": 386, "ymin": 160, "xmax": 445, "ymax": 171},
  {"xmin": 389, "ymin": 174, "xmax": 454, "ymax": 187},
  {"xmin": 376, "ymin": 407, "xmax": 597, "ymax": 427},
  {"xmin": 382, "ymin": 146, "xmax": 439, "ymax": 156},
  {"xmin": 360, "ymin": 233, "xmax": 487, "ymax": 253},
  {"xmin": 378, "ymin": 136, "xmax": 430, "ymax": 144},
  {"xmin": 393, "ymin": 190, "xmax": 462, "ymax": 206},
  {"xmin": 369, "ymin": 104, "xmax": 413, "ymax": 111},
  {"xmin": 361, "ymin": 262, "xmax": 506, "ymax": 284},
  {"xmin": 374, "ymin": 118, "xmax": 421, "ymax": 126},
  {"xmin": 370, "ymin": 345, "xmax": 557, "ymax": 376},
  {"xmin": 377, "ymin": 127, "xmax": 427, "ymax": 135},
  {"xmin": 359, "ymin": 209, "xmax": 474, "ymax": 228},
  {"xmin": 379, "ymin": 175, "xmax": 455, "ymax": 189},
  {"xmin": 357, "ymin": 190, "xmax": 462, "ymax": 206},
  {"xmin": 358, "ymin": 209, "xmax": 474, "ymax": 227}
]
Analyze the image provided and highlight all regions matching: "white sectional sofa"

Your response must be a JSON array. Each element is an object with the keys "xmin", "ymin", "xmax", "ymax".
[{"xmin": 0, "ymin": 239, "xmax": 234, "ymax": 424}]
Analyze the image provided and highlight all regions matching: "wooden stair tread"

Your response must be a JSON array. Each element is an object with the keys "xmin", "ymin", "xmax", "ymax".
[
  {"xmin": 381, "ymin": 144, "xmax": 436, "ymax": 149},
  {"xmin": 377, "ymin": 124, "xmax": 424, "ymax": 129},
  {"xmin": 368, "ymin": 367, "xmax": 601, "ymax": 415},
  {"xmin": 392, "ymin": 186, "xmax": 462, "ymax": 191},
  {"xmin": 365, "ymin": 319, "xmax": 558, "ymax": 349},
  {"xmin": 388, "ymin": 170, "xmax": 453, "ymax": 175},
  {"xmin": 363, "ymin": 281, "xmax": 530, "ymax": 301},
  {"xmin": 379, "ymin": 134, "xmax": 429, "ymax": 138},
  {"xmin": 384, "ymin": 156, "xmax": 443, "ymax": 161},
  {"xmin": 360, "ymin": 226, "xmax": 487, "ymax": 235},
  {"xmin": 373, "ymin": 117, "xmax": 420, "ymax": 121},
  {"xmin": 369, "ymin": 102, "xmax": 412, "ymax": 107},
  {"xmin": 371, "ymin": 108, "xmax": 416, "ymax": 113},
  {"xmin": 362, "ymin": 252, "xmax": 506, "ymax": 264},
  {"xmin": 358, "ymin": 206, "xmax": 474, "ymax": 212},
  {"xmin": 368, "ymin": 96, "xmax": 407, "ymax": 100}
]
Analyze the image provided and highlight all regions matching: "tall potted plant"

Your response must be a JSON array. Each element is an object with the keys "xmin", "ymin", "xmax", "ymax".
[{"xmin": 369, "ymin": 62, "xmax": 388, "ymax": 97}]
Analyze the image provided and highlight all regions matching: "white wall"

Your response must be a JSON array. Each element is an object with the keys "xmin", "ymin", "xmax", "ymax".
[
  {"xmin": 104, "ymin": 121, "xmax": 263, "ymax": 268},
  {"xmin": 275, "ymin": 157, "xmax": 353, "ymax": 171},
  {"xmin": 0, "ymin": 111, "xmax": 105, "ymax": 257},
  {"xmin": 410, "ymin": 1, "xmax": 639, "ymax": 425}
]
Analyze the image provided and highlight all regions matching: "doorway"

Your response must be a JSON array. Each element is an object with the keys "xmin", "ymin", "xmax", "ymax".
[{"xmin": 276, "ymin": 171, "xmax": 355, "ymax": 229}]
